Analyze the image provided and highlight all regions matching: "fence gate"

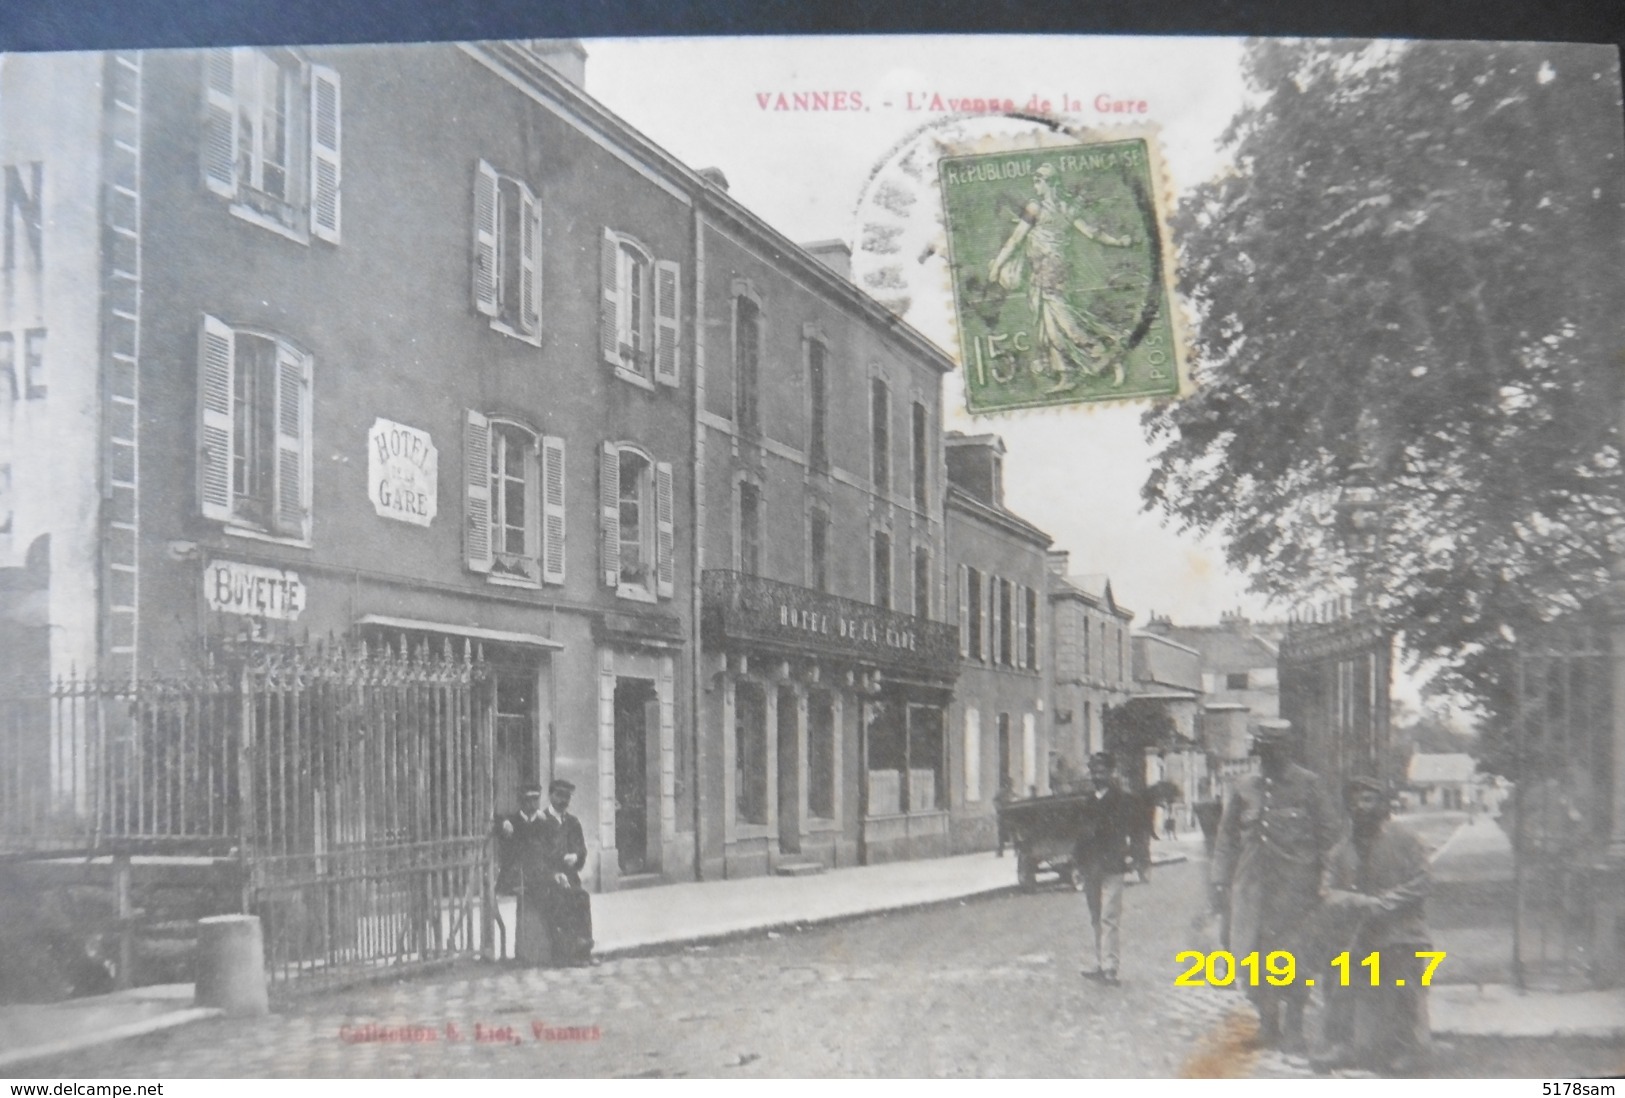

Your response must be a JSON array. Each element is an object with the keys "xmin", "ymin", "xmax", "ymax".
[
  {"xmin": 240, "ymin": 639, "xmax": 496, "ymax": 993},
  {"xmin": 1278, "ymin": 607, "xmax": 1393, "ymax": 794},
  {"xmin": 1510, "ymin": 620, "xmax": 1612, "ymax": 990}
]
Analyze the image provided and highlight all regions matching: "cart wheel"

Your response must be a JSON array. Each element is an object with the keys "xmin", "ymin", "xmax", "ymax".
[{"xmin": 1017, "ymin": 852, "xmax": 1038, "ymax": 890}]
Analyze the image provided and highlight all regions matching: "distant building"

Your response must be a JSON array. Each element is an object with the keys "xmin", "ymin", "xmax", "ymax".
[
  {"xmin": 944, "ymin": 432, "xmax": 1053, "ymax": 848},
  {"xmin": 1048, "ymin": 553, "xmax": 1134, "ymax": 760},
  {"xmin": 1130, "ymin": 630, "xmax": 1208, "ymax": 826},
  {"xmin": 1407, "ymin": 752, "xmax": 1479, "ymax": 810}
]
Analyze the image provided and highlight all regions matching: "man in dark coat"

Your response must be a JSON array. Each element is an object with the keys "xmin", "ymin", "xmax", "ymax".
[
  {"xmin": 1211, "ymin": 719, "xmax": 1336, "ymax": 1052},
  {"xmin": 495, "ymin": 783, "xmax": 551, "ymax": 964},
  {"xmin": 539, "ymin": 778, "xmax": 593, "ymax": 965},
  {"xmin": 1074, "ymin": 752, "xmax": 1138, "ymax": 985},
  {"xmin": 1313, "ymin": 775, "xmax": 1433, "ymax": 1076}
]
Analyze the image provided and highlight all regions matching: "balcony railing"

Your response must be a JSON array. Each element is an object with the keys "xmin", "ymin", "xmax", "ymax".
[{"xmin": 702, "ymin": 570, "xmax": 959, "ymax": 679}]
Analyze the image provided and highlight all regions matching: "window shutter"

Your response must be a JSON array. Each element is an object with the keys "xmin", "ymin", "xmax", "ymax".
[
  {"xmin": 653, "ymin": 260, "xmax": 680, "ymax": 387},
  {"xmin": 655, "ymin": 461, "xmax": 675, "ymax": 599},
  {"xmin": 1016, "ymin": 585, "xmax": 1028, "ymax": 669},
  {"xmin": 957, "ymin": 564, "xmax": 969, "ymax": 659},
  {"xmin": 599, "ymin": 441, "xmax": 620, "ymax": 587},
  {"xmin": 541, "ymin": 435, "xmax": 566, "ymax": 585},
  {"xmin": 197, "ymin": 315, "xmax": 235, "ymax": 522},
  {"xmin": 519, "ymin": 183, "xmax": 541, "ymax": 334},
  {"xmin": 463, "ymin": 410, "xmax": 493, "ymax": 573},
  {"xmin": 309, "ymin": 64, "xmax": 341, "ymax": 243},
  {"xmin": 473, "ymin": 162, "xmax": 500, "ymax": 317},
  {"xmin": 272, "ymin": 346, "xmax": 311, "ymax": 539},
  {"xmin": 202, "ymin": 50, "xmax": 238, "ymax": 197},
  {"xmin": 599, "ymin": 229, "xmax": 621, "ymax": 367},
  {"xmin": 983, "ymin": 576, "xmax": 994, "ymax": 664}
]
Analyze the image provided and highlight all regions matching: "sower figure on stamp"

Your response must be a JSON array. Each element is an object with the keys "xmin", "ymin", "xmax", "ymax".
[
  {"xmin": 1074, "ymin": 752, "xmax": 1139, "ymax": 986},
  {"xmin": 495, "ymin": 782, "xmax": 551, "ymax": 965},
  {"xmin": 1211, "ymin": 719, "xmax": 1335, "ymax": 1052},
  {"xmin": 1312, "ymin": 776, "xmax": 1433, "ymax": 1076},
  {"xmin": 539, "ymin": 778, "xmax": 594, "ymax": 966},
  {"xmin": 987, "ymin": 162, "xmax": 1137, "ymax": 391}
]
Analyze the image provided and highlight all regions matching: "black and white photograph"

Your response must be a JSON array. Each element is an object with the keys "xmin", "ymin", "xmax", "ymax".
[{"xmin": 0, "ymin": 23, "xmax": 1623, "ymax": 1081}]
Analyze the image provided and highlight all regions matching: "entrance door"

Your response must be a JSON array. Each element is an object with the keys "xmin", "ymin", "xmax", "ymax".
[
  {"xmin": 614, "ymin": 678, "xmax": 656, "ymax": 875},
  {"xmin": 776, "ymin": 686, "xmax": 801, "ymax": 855},
  {"xmin": 493, "ymin": 667, "xmax": 537, "ymax": 817},
  {"xmin": 997, "ymin": 713, "xmax": 1012, "ymax": 794}
]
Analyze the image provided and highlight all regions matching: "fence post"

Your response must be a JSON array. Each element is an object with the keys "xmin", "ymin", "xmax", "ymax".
[
  {"xmin": 113, "ymin": 852, "xmax": 133, "ymax": 990},
  {"xmin": 236, "ymin": 661, "xmax": 256, "ymax": 913}
]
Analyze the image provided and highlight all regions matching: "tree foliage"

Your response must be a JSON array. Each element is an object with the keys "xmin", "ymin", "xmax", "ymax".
[{"xmin": 1144, "ymin": 39, "xmax": 1625, "ymax": 716}]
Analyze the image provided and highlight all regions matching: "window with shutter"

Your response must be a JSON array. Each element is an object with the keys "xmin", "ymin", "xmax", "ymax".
[
  {"xmin": 541, "ymin": 436, "xmax": 566, "ymax": 585},
  {"xmin": 654, "ymin": 261, "xmax": 680, "ymax": 386},
  {"xmin": 489, "ymin": 424, "xmax": 541, "ymax": 585},
  {"xmin": 474, "ymin": 164, "xmax": 543, "ymax": 341},
  {"xmin": 463, "ymin": 411, "xmax": 493, "ymax": 573},
  {"xmin": 199, "ymin": 48, "xmax": 340, "ymax": 244},
  {"xmin": 958, "ymin": 565, "xmax": 969, "ymax": 658},
  {"xmin": 603, "ymin": 442, "xmax": 662, "ymax": 601},
  {"xmin": 472, "ymin": 162, "xmax": 500, "ymax": 317},
  {"xmin": 655, "ymin": 462, "xmax": 675, "ymax": 598},
  {"xmin": 197, "ymin": 316, "xmax": 313, "ymax": 542}
]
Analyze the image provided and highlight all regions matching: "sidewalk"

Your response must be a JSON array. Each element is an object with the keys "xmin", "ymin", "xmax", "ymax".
[
  {"xmin": 0, "ymin": 843, "xmax": 1188, "ymax": 1070},
  {"xmin": 1421, "ymin": 813, "xmax": 1625, "ymax": 1039}
]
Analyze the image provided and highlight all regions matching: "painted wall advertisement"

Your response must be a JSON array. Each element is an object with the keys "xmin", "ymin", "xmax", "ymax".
[{"xmin": 368, "ymin": 418, "xmax": 437, "ymax": 526}]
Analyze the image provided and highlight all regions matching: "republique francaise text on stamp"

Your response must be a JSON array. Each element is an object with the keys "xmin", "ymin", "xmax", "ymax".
[{"xmin": 938, "ymin": 137, "xmax": 1186, "ymax": 413}]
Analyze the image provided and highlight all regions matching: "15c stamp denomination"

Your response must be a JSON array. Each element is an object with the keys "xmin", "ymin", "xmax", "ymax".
[{"xmin": 939, "ymin": 137, "xmax": 1186, "ymax": 412}]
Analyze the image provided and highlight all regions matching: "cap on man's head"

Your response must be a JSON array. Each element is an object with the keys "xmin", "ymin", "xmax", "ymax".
[
  {"xmin": 1344, "ymin": 774, "xmax": 1388, "ymax": 802},
  {"xmin": 1253, "ymin": 719, "xmax": 1296, "ymax": 742},
  {"xmin": 520, "ymin": 783, "xmax": 543, "ymax": 797},
  {"xmin": 549, "ymin": 778, "xmax": 575, "ymax": 795}
]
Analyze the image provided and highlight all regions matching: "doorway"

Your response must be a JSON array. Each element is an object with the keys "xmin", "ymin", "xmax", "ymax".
[
  {"xmin": 776, "ymin": 686, "xmax": 801, "ymax": 855},
  {"xmin": 493, "ymin": 665, "xmax": 538, "ymax": 818},
  {"xmin": 614, "ymin": 677, "xmax": 657, "ymax": 875}
]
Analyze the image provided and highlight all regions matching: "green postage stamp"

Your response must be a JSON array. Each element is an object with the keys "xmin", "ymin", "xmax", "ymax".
[{"xmin": 939, "ymin": 137, "xmax": 1186, "ymax": 413}]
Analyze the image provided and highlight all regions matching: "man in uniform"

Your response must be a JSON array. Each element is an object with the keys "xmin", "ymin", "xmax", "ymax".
[
  {"xmin": 1211, "ymin": 719, "xmax": 1335, "ymax": 1052},
  {"xmin": 495, "ymin": 783, "xmax": 551, "ymax": 964},
  {"xmin": 1074, "ymin": 752, "xmax": 1139, "ymax": 985},
  {"xmin": 1314, "ymin": 775, "xmax": 1433, "ymax": 1075},
  {"xmin": 539, "ymin": 778, "xmax": 593, "ymax": 966}
]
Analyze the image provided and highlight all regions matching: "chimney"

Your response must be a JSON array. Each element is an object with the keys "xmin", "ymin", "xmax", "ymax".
[
  {"xmin": 698, "ymin": 166, "xmax": 730, "ymax": 192},
  {"xmin": 523, "ymin": 40, "xmax": 587, "ymax": 90},
  {"xmin": 800, "ymin": 239, "xmax": 851, "ymax": 280},
  {"xmin": 1046, "ymin": 550, "xmax": 1070, "ymax": 577},
  {"xmin": 944, "ymin": 432, "xmax": 1005, "ymax": 505},
  {"xmin": 1146, "ymin": 612, "xmax": 1173, "ymax": 635}
]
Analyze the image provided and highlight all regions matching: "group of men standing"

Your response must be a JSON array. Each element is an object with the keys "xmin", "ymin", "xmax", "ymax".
[{"xmin": 1064, "ymin": 720, "xmax": 1434, "ymax": 1076}]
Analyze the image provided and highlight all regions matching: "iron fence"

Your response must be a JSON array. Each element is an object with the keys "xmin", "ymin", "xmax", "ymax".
[{"xmin": 0, "ymin": 637, "xmax": 498, "ymax": 991}]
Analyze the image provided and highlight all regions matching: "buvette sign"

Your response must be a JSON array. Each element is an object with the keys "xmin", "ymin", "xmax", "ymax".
[
  {"xmin": 204, "ymin": 560, "xmax": 306, "ymax": 621},
  {"xmin": 368, "ymin": 418, "xmax": 437, "ymax": 526}
]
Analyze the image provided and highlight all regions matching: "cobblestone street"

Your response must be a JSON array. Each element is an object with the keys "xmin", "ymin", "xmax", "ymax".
[{"xmin": 14, "ymin": 850, "xmax": 1621, "ymax": 1078}]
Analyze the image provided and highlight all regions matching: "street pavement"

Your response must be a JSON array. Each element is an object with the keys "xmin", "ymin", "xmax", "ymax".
[{"xmin": 12, "ymin": 839, "xmax": 1622, "ymax": 1079}]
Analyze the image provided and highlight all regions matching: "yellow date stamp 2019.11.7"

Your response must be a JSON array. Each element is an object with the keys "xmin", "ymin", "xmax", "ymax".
[{"xmin": 1173, "ymin": 950, "xmax": 1446, "ymax": 989}]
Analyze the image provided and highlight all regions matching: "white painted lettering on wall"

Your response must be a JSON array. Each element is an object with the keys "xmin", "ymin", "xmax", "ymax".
[
  {"xmin": 204, "ymin": 560, "xmax": 306, "ymax": 621},
  {"xmin": 367, "ymin": 418, "xmax": 437, "ymax": 526}
]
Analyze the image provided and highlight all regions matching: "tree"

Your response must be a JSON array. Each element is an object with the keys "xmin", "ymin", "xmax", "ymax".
[
  {"xmin": 1103, "ymin": 698, "xmax": 1179, "ymax": 786},
  {"xmin": 1143, "ymin": 39, "xmax": 1625, "ymax": 722}
]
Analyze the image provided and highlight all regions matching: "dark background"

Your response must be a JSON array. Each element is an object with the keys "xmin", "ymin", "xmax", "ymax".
[{"xmin": 0, "ymin": 1, "xmax": 1620, "ymax": 53}]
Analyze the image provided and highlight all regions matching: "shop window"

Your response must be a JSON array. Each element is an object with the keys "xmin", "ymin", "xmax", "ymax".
[
  {"xmin": 462, "ymin": 413, "xmax": 564, "ymax": 585},
  {"xmin": 872, "ymin": 529, "xmax": 891, "ymax": 610},
  {"xmin": 472, "ymin": 161, "xmax": 541, "ymax": 340},
  {"xmin": 734, "ymin": 295, "xmax": 761, "ymax": 432},
  {"xmin": 197, "ymin": 315, "xmax": 312, "ymax": 542},
  {"xmin": 963, "ymin": 708, "xmax": 981, "ymax": 803},
  {"xmin": 908, "ymin": 705, "xmax": 946, "ymax": 812},
  {"xmin": 866, "ymin": 701, "xmax": 906, "ymax": 815},
  {"xmin": 870, "ymin": 378, "xmax": 890, "ymax": 492},
  {"xmin": 735, "ymin": 681, "xmax": 768, "ymax": 826},
  {"xmin": 808, "ymin": 690, "xmax": 836, "ymax": 819},
  {"xmin": 1227, "ymin": 671, "xmax": 1250, "ymax": 690},
  {"xmin": 809, "ymin": 509, "xmax": 829, "ymax": 592},
  {"xmin": 601, "ymin": 230, "xmax": 679, "ymax": 386},
  {"xmin": 599, "ymin": 442, "xmax": 674, "ymax": 600},
  {"xmin": 807, "ymin": 338, "xmax": 828, "ymax": 472},
  {"xmin": 201, "ymin": 47, "xmax": 340, "ymax": 242}
]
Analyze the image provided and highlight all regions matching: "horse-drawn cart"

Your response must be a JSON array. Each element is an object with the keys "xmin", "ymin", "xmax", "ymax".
[{"xmin": 999, "ymin": 793, "xmax": 1089, "ymax": 890}]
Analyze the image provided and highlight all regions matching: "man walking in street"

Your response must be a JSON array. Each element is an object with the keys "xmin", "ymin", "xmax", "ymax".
[
  {"xmin": 1074, "ymin": 752, "xmax": 1138, "ymax": 986},
  {"xmin": 540, "ymin": 778, "xmax": 594, "ymax": 966},
  {"xmin": 1211, "ymin": 719, "xmax": 1335, "ymax": 1052},
  {"xmin": 1313, "ymin": 775, "xmax": 1434, "ymax": 1076}
]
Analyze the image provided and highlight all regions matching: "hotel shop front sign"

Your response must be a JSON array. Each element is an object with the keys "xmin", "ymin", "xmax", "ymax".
[
  {"xmin": 367, "ymin": 418, "xmax": 437, "ymax": 526},
  {"xmin": 204, "ymin": 559, "xmax": 306, "ymax": 621},
  {"xmin": 702, "ymin": 570, "xmax": 958, "ymax": 680}
]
